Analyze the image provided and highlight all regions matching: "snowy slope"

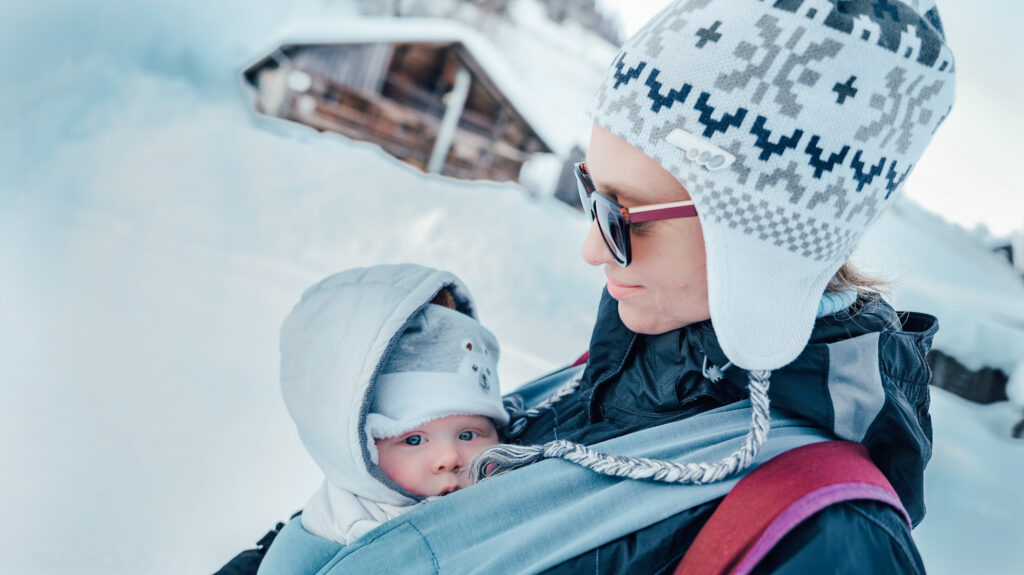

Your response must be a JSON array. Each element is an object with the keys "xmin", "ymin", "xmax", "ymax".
[
  {"xmin": 856, "ymin": 200, "xmax": 1024, "ymax": 375},
  {"xmin": 0, "ymin": 53, "xmax": 604, "ymax": 574},
  {"xmin": 915, "ymin": 388, "xmax": 1024, "ymax": 574},
  {"xmin": 2, "ymin": 1, "xmax": 1022, "ymax": 574}
]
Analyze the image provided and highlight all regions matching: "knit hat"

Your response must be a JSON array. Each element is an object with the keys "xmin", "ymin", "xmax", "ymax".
[
  {"xmin": 588, "ymin": 0, "xmax": 955, "ymax": 370},
  {"xmin": 472, "ymin": 0, "xmax": 956, "ymax": 487},
  {"xmin": 365, "ymin": 303, "xmax": 509, "ymax": 439}
]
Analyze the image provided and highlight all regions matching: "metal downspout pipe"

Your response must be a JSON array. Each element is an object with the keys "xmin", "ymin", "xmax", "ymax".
[{"xmin": 427, "ymin": 65, "xmax": 472, "ymax": 175}]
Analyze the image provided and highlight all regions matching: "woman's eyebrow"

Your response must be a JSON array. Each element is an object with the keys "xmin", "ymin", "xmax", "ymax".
[
  {"xmin": 599, "ymin": 176, "xmax": 690, "ymax": 205},
  {"xmin": 600, "ymin": 182, "xmax": 640, "ymax": 204}
]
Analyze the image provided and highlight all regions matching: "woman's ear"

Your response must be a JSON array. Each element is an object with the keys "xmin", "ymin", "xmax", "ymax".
[{"xmin": 430, "ymin": 287, "xmax": 456, "ymax": 310}]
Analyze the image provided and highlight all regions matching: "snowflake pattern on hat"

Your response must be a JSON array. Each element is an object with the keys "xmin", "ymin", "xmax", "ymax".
[{"xmin": 589, "ymin": 0, "xmax": 955, "ymax": 369}]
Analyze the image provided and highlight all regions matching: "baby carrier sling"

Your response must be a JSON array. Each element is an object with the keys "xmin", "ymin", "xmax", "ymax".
[
  {"xmin": 506, "ymin": 356, "xmax": 910, "ymax": 574},
  {"xmin": 215, "ymin": 441, "xmax": 906, "ymax": 575},
  {"xmin": 216, "ymin": 359, "xmax": 906, "ymax": 574}
]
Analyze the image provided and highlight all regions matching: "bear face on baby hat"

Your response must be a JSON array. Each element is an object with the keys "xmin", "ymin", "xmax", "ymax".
[
  {"xmin": 588, "ymin": 0, "xmax": 955, "ymax": 370},
  {"xmin": 366, "ymin": 302, "xmax": 509, "ymax": 441}
]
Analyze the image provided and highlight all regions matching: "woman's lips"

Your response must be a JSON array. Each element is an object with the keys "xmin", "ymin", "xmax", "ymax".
[{"xmin": 606, "ymin": 278, "xmax": 645, "ymax": 299}]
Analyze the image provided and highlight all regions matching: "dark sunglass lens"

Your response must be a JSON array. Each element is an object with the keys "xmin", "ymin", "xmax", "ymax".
[
  {"xmin": 594, "ymin": 195, "xmax": 628, "ymax": 264},
  {"xmin": 575, "ymin": 176, "xmax": 594, "ymax": 219}
]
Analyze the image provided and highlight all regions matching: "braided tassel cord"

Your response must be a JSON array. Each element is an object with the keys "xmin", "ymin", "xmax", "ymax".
[
  {"xmin": 503, "ymin": 370, "xmax": 584, "ymax": 439},
  {"xmin": 472, "ymin": 370, "xmax": 772, "ymax": 485}
]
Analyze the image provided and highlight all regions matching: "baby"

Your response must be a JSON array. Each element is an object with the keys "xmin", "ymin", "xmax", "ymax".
[{"xmin": 278, "ymin": 264, "xmax": 508, "ymax": 545}]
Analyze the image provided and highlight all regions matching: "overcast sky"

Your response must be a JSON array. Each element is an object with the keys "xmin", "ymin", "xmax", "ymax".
[{"xmin": 599, "ymin": 0, "xmax": 1024, "ymax": 238}]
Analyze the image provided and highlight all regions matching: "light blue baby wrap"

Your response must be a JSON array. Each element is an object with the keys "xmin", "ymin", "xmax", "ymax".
[{"xmin": 259, "ymin": 398, "xmax": 831, "ymax": 574}]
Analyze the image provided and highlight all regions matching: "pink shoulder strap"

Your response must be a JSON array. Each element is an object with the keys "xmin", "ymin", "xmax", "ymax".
[{"xmin": 675, "ymin": 441, "xmax": 910, "ymax": 575}]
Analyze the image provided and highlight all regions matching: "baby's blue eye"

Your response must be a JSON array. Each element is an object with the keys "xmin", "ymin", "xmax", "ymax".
[
  {"xmin": 404, "ymin": 435, "xmax": 423, "ymax": 446},
  {"xmin": 458, "ymin": 431, "xmax": 478, "ymax": 441}
]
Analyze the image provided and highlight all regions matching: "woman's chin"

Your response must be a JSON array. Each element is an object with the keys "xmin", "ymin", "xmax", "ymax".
[
  {"xmin": 617, "ymin": 300, "xmax": 704, "ymax": 335},
  {"xmin": 618, "ymin": 303, "xmax": 672, "ymax": 335}
]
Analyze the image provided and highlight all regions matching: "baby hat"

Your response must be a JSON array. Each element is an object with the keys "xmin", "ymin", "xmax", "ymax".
[
  {"xmin": 589, "ymin": 0, "xmax": 955, "ymax": 370},
  {"xmin": 366, "ymin": 303, "xmax": 509, "ymax": 439}
]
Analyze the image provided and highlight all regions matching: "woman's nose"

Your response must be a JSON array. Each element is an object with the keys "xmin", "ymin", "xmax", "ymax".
[{"xmin": 581, "ymin": 220, "xmax": 614, "ymax": 267}]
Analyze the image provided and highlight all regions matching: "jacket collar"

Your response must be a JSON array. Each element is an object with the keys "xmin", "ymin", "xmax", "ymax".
[{"xmin": 582, "ymin": 290, "xmax": 938, "ymax": 397}]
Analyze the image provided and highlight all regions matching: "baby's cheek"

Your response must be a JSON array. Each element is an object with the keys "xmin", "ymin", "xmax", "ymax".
[
  {"xmin": 467, "ymin": 440, "xmax": 495, "ymax": 461},
  {"xmin": 452, "ymin": 441, "xmax": 494, "ymax": 488},
  {"xmin": 473, "ymin": 437, "xmax": 499, "ymax": 458}
]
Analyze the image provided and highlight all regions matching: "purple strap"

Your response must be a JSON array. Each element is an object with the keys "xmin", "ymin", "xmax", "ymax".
[
  {"xmin": 732, "ymin": 483, "xmax": 911, "ymax": 575},
  {"xmin": 629, "ymin": 203, "xmax": 698, "ymax": 223}
]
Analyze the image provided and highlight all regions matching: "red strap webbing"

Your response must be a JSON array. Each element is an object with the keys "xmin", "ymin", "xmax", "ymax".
[
  {"xmin": 675, "ymin": 441, "xmax": 909, "ymax": 575},
  {"xmin": 569, "ymin": 350, "xmax": 589, "ymax": 368}
]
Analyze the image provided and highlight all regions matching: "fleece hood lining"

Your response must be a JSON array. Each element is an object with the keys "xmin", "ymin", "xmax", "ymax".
[{"xmin": 359, "ymin": 281, "xmax": 480, "ymax": 502}]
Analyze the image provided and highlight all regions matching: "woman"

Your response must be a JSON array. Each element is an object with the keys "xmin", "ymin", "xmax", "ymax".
[
  {"xmin": 230, "ymin": 1, "xmax": 954, "ymax": 573},
  {"xmin": 505, "ymin": 125, "xmax": 938, "ymax": 573},
  {"xmin": 483, "ymin": 0, "xmax": 952, "ymax": 571}
]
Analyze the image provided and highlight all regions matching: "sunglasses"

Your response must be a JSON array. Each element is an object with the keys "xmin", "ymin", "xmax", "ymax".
[{"xmin": 574, "ymin": 162, "xmax": 698, "ymax": 266}]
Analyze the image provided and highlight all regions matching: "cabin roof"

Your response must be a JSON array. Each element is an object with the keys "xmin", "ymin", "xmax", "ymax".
[{"xmin": 242, "ymin": 18, "xmax": 561, "ymax": 155}]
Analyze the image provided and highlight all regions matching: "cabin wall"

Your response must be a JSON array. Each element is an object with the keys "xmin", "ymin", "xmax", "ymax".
[
  {"xmin": 250, "ymin": 41, "xmax": 551, "ymax": 183},
  {"xmin": 291, "ymin": 44, "xmax": 393, "ymax": 96}
]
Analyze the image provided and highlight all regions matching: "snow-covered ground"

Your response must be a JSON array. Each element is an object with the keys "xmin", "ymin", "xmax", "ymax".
[
  {"xmin": 914, "ymin": 388, "xmax": 1024, "ymax": 575},
  {"xmin": 2, "ymin": 1, "xmax": 1022, "ymax": 573}
]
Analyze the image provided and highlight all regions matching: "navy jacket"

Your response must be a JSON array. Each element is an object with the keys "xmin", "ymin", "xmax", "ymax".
[{"xmin": 517, "ymin": 291, "xmax": 936, "ymax": 574}]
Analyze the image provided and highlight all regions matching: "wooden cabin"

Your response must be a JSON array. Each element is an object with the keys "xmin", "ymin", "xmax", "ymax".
[{"xmin": 243, "ymin": 22, "xmax": 554, "ymax": 183}]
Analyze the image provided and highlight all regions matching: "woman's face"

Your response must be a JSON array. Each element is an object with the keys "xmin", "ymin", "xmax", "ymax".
[{"xmin": 581, "ymin": 123, "xmax": 711, "ymax": 334}]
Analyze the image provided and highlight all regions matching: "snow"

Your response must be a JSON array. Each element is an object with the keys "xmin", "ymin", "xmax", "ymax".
[
  {"xmin": 1007, "ymin": 358, "xmax": 1024, "ymax": 408},
  {"xmin": 2, "ymin": 1, "xmax": 1022, "ymax": 574},
  {"xmin": 500, "ymin": 0, "xmax": 618, "ymax": 153},
  {"xmin": 0, "ymin": 50, "xmax": 603, "ymax": 575},
  {"xmin": 855, "ymin": 199, "xmax": 1024, "ymax": 375},
  {"xmin": 914, "ymin": 388, "xmax": 1024, "ymax": 574}
]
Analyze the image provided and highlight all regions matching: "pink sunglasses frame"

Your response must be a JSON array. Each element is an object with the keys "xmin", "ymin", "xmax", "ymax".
[{"xmin": 575, "ymin": 162, "xmax": 698, "ymax": 266}]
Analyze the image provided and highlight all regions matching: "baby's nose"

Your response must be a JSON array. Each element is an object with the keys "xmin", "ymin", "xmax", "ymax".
[{"xmin": 434, "ymin": 447, "xmax": 463, "ymax": 473}]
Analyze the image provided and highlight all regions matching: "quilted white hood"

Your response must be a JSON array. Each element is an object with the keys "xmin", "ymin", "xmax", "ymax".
[{"xmin": 279, "ymin": 264, "xmax": 481, "ymax": 505}]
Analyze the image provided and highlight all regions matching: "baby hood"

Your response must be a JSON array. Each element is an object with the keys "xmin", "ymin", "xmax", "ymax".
[{"xmin": 279, "ymin": 264, "xmax": 482, "ymax": 505}]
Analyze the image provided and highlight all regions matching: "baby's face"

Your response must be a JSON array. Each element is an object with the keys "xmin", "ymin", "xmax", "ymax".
[{"xmin": 375, "ymin": 414, "xmax": 499, "ymax": 497}]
